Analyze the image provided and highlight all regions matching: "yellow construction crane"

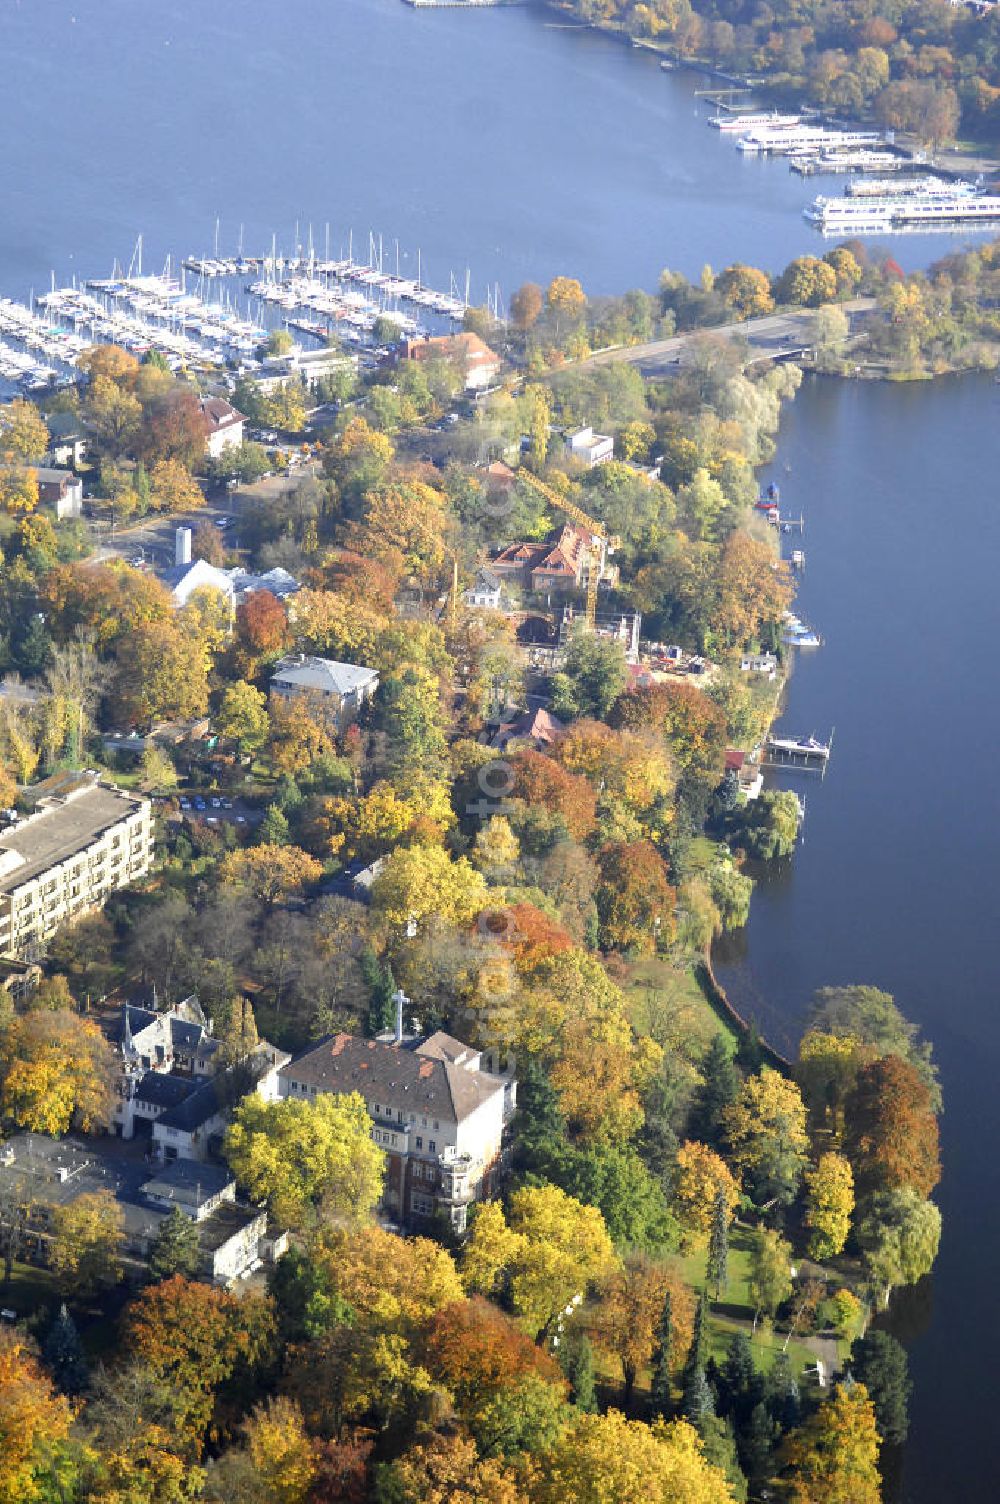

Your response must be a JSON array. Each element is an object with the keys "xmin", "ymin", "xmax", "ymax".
[{"xmin": 517, "ymin": 469, "xmax": 618, "ymax": 630}]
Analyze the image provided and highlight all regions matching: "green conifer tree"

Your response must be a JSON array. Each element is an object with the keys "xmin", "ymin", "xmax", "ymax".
[
  {"xmin": 707, "ymin": 1190, "xmax": 730, "ymax": 1297},
  {"xmin": 42, "ymin": 1303, "xmax": 88, "ymax": 1394},
  {"xmin": 650, "ymin": 1288, "xmax": 673, "ymax": 1418},
  {"xmin": 148, "ymin": 1205, "xmax": 201, "ymax": 1281}
]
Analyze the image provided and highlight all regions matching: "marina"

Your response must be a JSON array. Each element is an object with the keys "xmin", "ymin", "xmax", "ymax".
[{"xmin": 0, "ymin": 227, "xmax": 474, "ymax": 396}]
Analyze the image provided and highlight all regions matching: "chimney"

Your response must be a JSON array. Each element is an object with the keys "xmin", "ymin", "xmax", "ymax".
[{"xmin": 175, "ymin": 526, "xmax": 192, "ymax": 566}]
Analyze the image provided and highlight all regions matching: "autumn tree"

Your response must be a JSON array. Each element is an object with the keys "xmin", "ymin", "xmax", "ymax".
[
  {"xmin": 595, "ymin": 840, "xmax": 676, "ymax": 954},
  {"xmin": 423, "ymin": 1295, "xmax": 562, "ymax": 1398},
  {"xmin": 370, "ymin": 844, "xmax": 488, "ymax": 933},
  {"xmin": 216, "ymin": 681, "xmax": 270, "ymax": 758},
  {"xmin": 218, "ymin": 844, "xmax": 322, "ymax": 906},
  {"xmin": 0, "ymin": 1330, "xmax": 74, "ymax": 1504},
  {"xmin": 724, "ymin": 1069, "xmax": 809, "ymax": 1207},
  {"xmin": 49, "ymin": 1190, "xmax": 124, "ymax": 1298},
  {"xmin": 672, "ymin": 1140, "xmax": 740, "ymax": 1247},
  {"xmin": 794, "ymin": 1029, "xmax": 866, "ymax": 1135},
  {"xmin": 510, "ymin": 282, "xmax": 544, "ymax": 330},
  {"xmin": 531, "ymin": 1411, "xmax": 734, "ymax": 1504},
  {"xmin": 236, "ymin": 589, "xmax": 289, "ymax": 660},
  {"xmin": 0, "ymin": 398, "xmax": 49, "ymax": 463},
  {"xmin": 463, "ymin": 1186, "xmax": 618, "ymax": 1342},
  {"xmin": 112, "ymin": 620, "xmax": 209, "ymax": 723},
  {"xmin": 0, "ymin": 1009, "xmax": 114, "ymax": 1135},
  {"xmin": 546, "ymin": 274, "xmax": 587, "ymax": 337},
  {"xmin": 267, "ymin": 697, "xmax": 334, "ymax": 776},
  {"xmin": 224, "ymin": 1091, "xmax": 384, "ymax": 1229},
  {"xmin": 511, "ymin": 750, "xmax": 598, "ymax": 841},
  {"xmin": 803, "ymin": 1153, "xmax": 854, "ymax": 1260},
  {"xmin": 776, "ymin": 256, "xmax": 839, "ymax": 309},
  {"xmin": 595, "ymin": 1256, "xmax": 696, "ymax": 1405},
  {"xmin": 138, "ymin": 387, "xmax": 210, "ymax": 470},
  {"xmin": 611, "ymin": 680, "xmax": 727, "ymax": 790},
  {"xmin": 713, "ymin": 531, "xmax": 793, "ymax": 649},
  {"xmin": 0, "ymin": 466, "xmax": 39, "ymax": 517},
  {"xmin": 241, "ymin": 1396, "xmax": 318, "ymax": 1504},
  {"xmin": 843, "ymin": 1054, "xmax": 940, "ymax": 1198},
  {"xmin": 716, "ymin": 264, "xmax": 774, "ymax": 320},
  {"xmin": 373, "ymin": 1432, "xmax": 525, "ymax": 1504},
  {"xmin": 807, "ymin": 984, "xmax": 940, "ymax": 1110},
  {"xmin": 123, "ymin": 1276, "xmax": 276, "ymax": 1453},
  {"xmin": 359, "ymin": 476, "xmax": 448, "ymax": 580},
  {"xmin": 149, "ymin": 457, "xmax": 205, "ymax": 513},
  {"xmin": 776, "ymin": 1382, "xmax": 881, "ymax": 1504}
]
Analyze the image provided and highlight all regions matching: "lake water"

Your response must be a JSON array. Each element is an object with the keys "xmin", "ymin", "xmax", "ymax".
[
  {"xmin": 715, "ymin": 372, "xmax": 1000, "ymax": 1504},
  {"xmin": 0, "ymin": 0, "xmax": 993, "ymax": 304},
  {"xmin": 3, "ymin": 1, "xmax": 998, "ymax": 1496}
]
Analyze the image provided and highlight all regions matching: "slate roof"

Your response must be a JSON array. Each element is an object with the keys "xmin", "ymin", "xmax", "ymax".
[
  {"xmin": 141, "ymin": 1158, "xmax": 233, "ymax": 1204},
  {"xmin": 280, "ymin": 1033, "xmax": 505, "ymax": 1125},
  {"xmin": 271, "ymin": 655, "xmax": 378, "ymax": 698},
  {"xmin": 135, "ymin": 1073, "xmax": 196, "ymax": 1110}
]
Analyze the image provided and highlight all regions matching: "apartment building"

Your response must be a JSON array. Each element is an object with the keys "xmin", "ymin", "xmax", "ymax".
[
  {"xmin": 0, "ymin": 774, "xmax": 154, "ymax": 959},
  {"xmin": 278, "ymin": 1030, "xmax": 516, "ymax": 1233}
]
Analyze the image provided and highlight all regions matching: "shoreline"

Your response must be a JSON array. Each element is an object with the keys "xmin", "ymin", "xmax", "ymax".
[{"xmin": 538, "ymin": 0, "xmax": 1000, "ymax": 178}]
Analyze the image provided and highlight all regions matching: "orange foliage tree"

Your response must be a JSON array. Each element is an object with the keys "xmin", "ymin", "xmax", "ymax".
[
  {"xmin": 123, "ymin": 1276, "xmax": 275, "ymax": 1454},
  {"xmin": 843, "ymin": 1054, "xmax": 941, "ymax": 1198},
  {"xmin": 512, "ymin": 750, "xmax": 597, "ymax": 841}
]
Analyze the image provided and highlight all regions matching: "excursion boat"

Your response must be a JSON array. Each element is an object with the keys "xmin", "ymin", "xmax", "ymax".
[
  {"xmin": 806, "ymin": 182, "xmax": 1000, "ymax": 233},
  {"xmin": 709, "ymin": 111, "xmax": 801, "ymax": 133}
]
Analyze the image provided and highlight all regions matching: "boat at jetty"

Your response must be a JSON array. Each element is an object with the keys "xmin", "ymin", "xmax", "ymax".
[
  {"xmin": 805, "ymin": 181, "xmax": 1000, "ymax": 233},
  {"xmin": 789, "ymin": 148, "xmax": 905, "ymax": 177},
  {"xmin": 766, "ymin": 733, "xmax": 831, "ymax": 760},
  {"xmin": 737, "ymin": 124, "xmax": 886, "ymax": 156},
  {"xmin": 709, "ymin": 111, "xmax": 801, "ymax": 133}
]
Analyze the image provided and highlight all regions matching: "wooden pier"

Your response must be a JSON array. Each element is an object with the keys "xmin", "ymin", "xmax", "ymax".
[{"xmin": 760, "ymin": 729, "xmax": 834, "ymax": 777}]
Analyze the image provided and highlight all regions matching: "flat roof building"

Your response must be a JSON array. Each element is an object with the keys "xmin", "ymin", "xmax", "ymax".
[{"xmin": 0, "ymin": 774, "xmax": 153, "ymax": 959}]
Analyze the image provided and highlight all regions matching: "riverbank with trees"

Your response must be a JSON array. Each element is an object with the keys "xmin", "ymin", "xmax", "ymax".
[{"xmin": 546, "ymin": 0, "xmax": 1000, "ymax": 149}]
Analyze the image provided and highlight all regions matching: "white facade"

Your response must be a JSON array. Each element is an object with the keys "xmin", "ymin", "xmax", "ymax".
[
  {"xmin": 565, "ymin": 426, "xmax": 614, "ymax": 469},
  {"xmin": 0, "ymin": 778, "xmax": 153, "ymax": 959}
]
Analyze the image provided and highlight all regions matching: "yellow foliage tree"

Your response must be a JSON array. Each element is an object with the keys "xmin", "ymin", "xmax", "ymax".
[
  {"xmin": 218, "ymin": 843, "xmax": 323, "ymax": 906},
  {"xmin": 267, "ymin": 696, "xmax": 334, "ymax": 776},
  {"xmin": 0, "ymin": 465, "xmax": 39, "ymax": 517},
  {"xmin": 724, "ymin": 1069, "xmax": 810, "ymax": 1207},
  {"xmin": 224, "ymin": 1091, "xmax": 384, "ymax": 1230},
  {"xmin": 149, "ymin": 458, "xmax": 205, "ymax": 513},
  {"xmin": 319, "ymin": 1223, "xmax": 464, "ymax": 1338},
  {"xmin": 803, "ymin": 1153, "xmax": 855, "ymax": 1260},
  {"xmin": 0, "ymin": 1010, "xmax": 114, "ymax": 1135},
  {"xmin": 464, "ymin": 1185, "xmax": 618, "ymax": 1341},
  {"xmin": 0, "ymin": 399, "xmax": 49, "ymax": 463},
  {"xmin": 370, "ymin": 844, "xmax": 489, "ymax": 932},
  {"xmin": 243, "ymin": 1397, "xmax": 318, "ymax": 1504},
  {"xmin": 288, "ymin": 588, "xmax": 388, "ymax": 663},
  {"xmin": 0, "ymin": 1330, "xmax": 74, "ymax": 1504},
  {"xmin": 361, "ymin": 478, "xmax": 448, "ymax": 580},
  {"xmin": 672, "ymin": 1141, "xmax": 741, "ymax": 1246},
  {"xmin": 776, "ymin": 1382, "xmax": 881, "ymax": 1504},
  {"xmin": 532, "ymin": 1411, "xmax": 735, "ymax": 1504},
  {"xmin": 49, "ymin": 1189, "xmax": 125, "ymax": 1297}
]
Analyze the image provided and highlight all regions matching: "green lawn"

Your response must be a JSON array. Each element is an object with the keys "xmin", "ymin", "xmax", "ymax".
[
  {"xmin": 0, "ymin": 1261, "xmax": 59, "ymax": 1319},
  {"xmin": 676, "ymin": 1228, "xmax": 816, "ymax": 1379},
  {"xmin": 624, "ymin": 957, "xmax": 738, "ymax": 1064}
]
